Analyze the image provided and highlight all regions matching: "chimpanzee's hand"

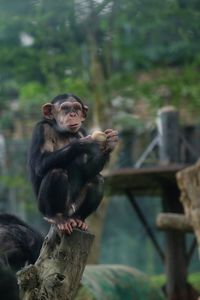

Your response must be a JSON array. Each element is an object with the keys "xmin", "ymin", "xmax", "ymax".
[
  {"xmin": 104, "ymin": 129, "xmax": 118, "ymax": 152},
  {"xmin": 80, "ymin": 135, "xmax": 93, "ymax": 143},
  {"xmin": 79, "ymin": 135, "xmax": 101, "ymax": 155}
]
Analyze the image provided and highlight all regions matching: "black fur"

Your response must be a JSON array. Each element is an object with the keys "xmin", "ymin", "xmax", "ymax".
[
  {"xmin": 0, "ymin": 263, "xmax": 20, "ymax": 300},
  {"xmin": 28, "ymin": 95, "xmax": 109, "ymax": 220},
  {"xmin": 51, "ymin": 93, "xmax": 84, "ymax": 106},
  {"xmin": 0, "ymin": 214, "xmax": 43, "ymax": 271}
]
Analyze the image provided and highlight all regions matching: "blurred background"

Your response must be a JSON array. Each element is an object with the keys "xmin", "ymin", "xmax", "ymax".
[{"xmin": 0, "ymin": 0, "xmax": 200, "ymax": 278}]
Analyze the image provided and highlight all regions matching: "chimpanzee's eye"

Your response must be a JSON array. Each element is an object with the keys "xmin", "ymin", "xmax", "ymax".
[
  {"xmin": 61, "ymin": 104, "xmax": 71, "ymax": 113},
  {"xmin": 73, "ymin": 103, "xmax": 82, "ymax": 111}
]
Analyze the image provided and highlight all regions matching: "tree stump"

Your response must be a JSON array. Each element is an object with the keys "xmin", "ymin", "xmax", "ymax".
[
  {"xmin": 17, "ymin": 226, "xmax": 94, "ymax": 300},
  {"xmin": 176, "ymin": 159, "xmax": 200, "ymax": 256}
]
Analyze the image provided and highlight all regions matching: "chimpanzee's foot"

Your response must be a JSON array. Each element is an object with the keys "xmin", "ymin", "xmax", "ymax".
[
  {"xmin": 44, "ymin": 216, "xmax": 77, "ymax": 234},
  {"xmin": 56, "ymin": 218, "xmax": 77, "ymax": 234},
  {"xmin": 74, "ymin": 218, "xmax": 88, "ymax": 231}
]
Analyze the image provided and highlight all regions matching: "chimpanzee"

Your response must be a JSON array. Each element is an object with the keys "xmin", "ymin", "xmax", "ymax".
[
  {"xmin": 28, "ymin": 93, "xmax": 118, "ymax": 234},
  {"xmin": 0, "ymin": 263, "xmax": 20, "ymax": 300},
  {"xmin": 0, "ymin": 213, "xmax": 43, "ymax": 271}
]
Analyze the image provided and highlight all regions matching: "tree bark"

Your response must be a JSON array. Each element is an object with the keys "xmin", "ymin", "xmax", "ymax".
[
  {"xmin": 176, "ymin": 159, "xmax": 200, "ymax": 255},
  {"xmin": 17, "ymin": 226, "xmax": 94, "ymax": 300},
  {"xmin": 156, "ymin": 213, "xmax": 193, "ymax": 232}
]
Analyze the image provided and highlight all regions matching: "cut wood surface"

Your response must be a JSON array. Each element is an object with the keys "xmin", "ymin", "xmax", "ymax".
[{"xmin": 17, "ymin": 226, "xmax": 94, "ymax": 300}]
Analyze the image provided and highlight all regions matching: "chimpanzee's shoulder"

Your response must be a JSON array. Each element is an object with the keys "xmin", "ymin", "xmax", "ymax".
[
  {"xmin": 33, "ymin": 120, "xmax": 55, "ymax": 138},
  {"xmin": 34, "ymin": 120, "xmax": 52, "ymax": 130}
]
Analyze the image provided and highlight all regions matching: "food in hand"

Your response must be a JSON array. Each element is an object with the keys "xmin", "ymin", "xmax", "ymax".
[{"xmin": 91, "ymin": 130, "xmax": 107, "ymax": 142}]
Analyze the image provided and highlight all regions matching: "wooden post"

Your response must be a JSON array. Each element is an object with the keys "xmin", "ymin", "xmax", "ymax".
[
  {"xmin": 17, "ymin": 227, "xmax": 94, "ymax": 300},
  {"xmin": 157, "ymin": 106, "xmax": 180, "ymax": 164},
  {"xmin": 162, "ymin": 184, "xmax": 189, "ymax": 300},
  {"xmin": 157, "ymin": 106, "xmax": 192, "ymax": 299}
]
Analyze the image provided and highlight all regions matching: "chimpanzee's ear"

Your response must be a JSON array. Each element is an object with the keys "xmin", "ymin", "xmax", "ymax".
[
  {"xmin": 42, "ymin": 103, "xmax": 54, "ymax": 119},
  {"xmin": 82, "ymin": 105, "xmax": 88, "ymax": 119}
]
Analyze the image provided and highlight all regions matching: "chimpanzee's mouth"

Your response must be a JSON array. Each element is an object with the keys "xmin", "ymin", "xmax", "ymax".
[{"xmin": 69, "ymin": 124, "xmax": 78, "ymax": 128}]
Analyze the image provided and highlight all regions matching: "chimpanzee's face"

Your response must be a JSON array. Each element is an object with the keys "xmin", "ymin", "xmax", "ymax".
[
  {"xmin": 54, "ymin": 99, "xmax": 84, "ymax": 133},
  {"xmin": 42, "ymin": 98, "xmax": 86, "ymax": 133}
]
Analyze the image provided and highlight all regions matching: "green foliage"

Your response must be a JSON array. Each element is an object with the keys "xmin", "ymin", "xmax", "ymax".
[
  {"xmin": 188, "ymin": 272, "xmax": 200, "ymax": 292},
  {"xmin": 20, "ymin": 82, "xmax": 46, "ymax": 100},
  {"xmin": 0, "ymin": 111, "xmax": 15, "ymax": 131},
  {"xmin": 0, "ymin": 0, "xmax": 200, "ymax": 124},
  {"xmin": 0, "ymin": 175, "xmax": 25, "ymax": 188},
  {"xmin": 113, "ymin": 113, "xmax": 143, "ymax": 131},
  {"xmin": 19, "ymin": 81, "xmax": 47, "ymax": 114},
  {"xmin": 132, "ymin": 63, "xmax": 200, "ymax": 119},
  {"xmin": 63, "ymin": 78, "xmax": 90, "ymax": 100},
  {"xmin": 76, "ymin": 265, "xmax": 165, "ymax": 300},
  {"xmin": 17, "ymin": 77, "xmax": 91, "ymax": 117},
  {"xmin": 151, "ymin": 272, "xmax": 200, "ymax": 292}
]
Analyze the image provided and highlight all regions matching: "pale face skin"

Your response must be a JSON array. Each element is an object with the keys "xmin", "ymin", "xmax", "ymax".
[
  {"xmin": 42, "ymin": 98, "xmax": 85, "ymax": 133},
  {"xmin": 52, "ymin": 99, "xmax": 85, "ymax": 133}
]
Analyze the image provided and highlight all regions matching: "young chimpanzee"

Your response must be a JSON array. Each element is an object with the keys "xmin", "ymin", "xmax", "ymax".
[{"xmin": 28, "ymin": 93, "xmax": 118, "ymax": 234}]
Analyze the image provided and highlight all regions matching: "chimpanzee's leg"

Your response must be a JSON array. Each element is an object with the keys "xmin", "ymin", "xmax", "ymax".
[
  {"xmin": 74, "ymin": 174, "xmax": 104, "ymax": 222},
  {"xmin": 38, "ymin": 169, "xmax": 77, "ymax": 233},
  {"xmin": 38, "ymin": 169, "xmax": 70, "ymax": 217}
]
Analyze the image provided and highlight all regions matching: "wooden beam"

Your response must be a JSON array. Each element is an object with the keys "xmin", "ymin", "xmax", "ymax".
[
  {"xmin": 104, "ymin": 165, "xmax": 185, "ymax": 196},
  {"xmin": 156, "ymin": 213, "xmax": 193, "ymax": 232}
]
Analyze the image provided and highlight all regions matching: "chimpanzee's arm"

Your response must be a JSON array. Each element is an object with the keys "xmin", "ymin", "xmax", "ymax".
[
  {"xmin": 29, "ymin": 122, "xmax": 99, "ymax": 177},
  {"xmin": 80, "ymin": 151, "xmax": 110, "ymax": 181},
  {"xmin": 36, "ymin": 143, "xmax": 93, "ymax": 176}
]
